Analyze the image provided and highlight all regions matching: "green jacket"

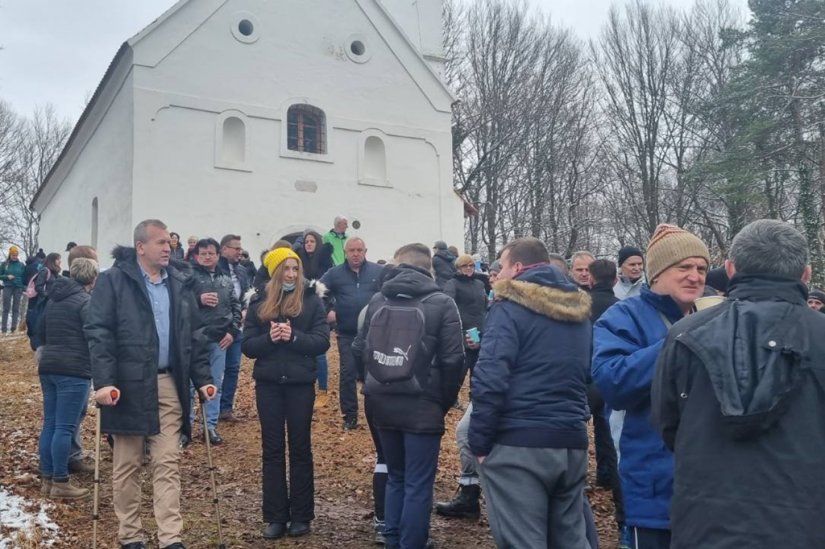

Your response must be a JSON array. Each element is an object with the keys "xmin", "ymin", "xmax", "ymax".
[
  {"xmin": 0, "ymin": 259, "xmax": 25, "ymax": 289},
  {"xmin": 323, "ymin": 230, "xmax": 348, "ymax": 266}
]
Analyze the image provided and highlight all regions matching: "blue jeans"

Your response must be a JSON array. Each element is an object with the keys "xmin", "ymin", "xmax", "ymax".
[
  {"xmin": 316, "ymin": 354, "xmax": 328, "ymax": 391},
  {"xmin": 379, "ymin": 429, "xmax": 441, "ymax": 549},
  {"xmin": 192, "ymin": 342, "xmax": 226, "ymax": 428},
  {"xmin": 39, "ymin": 374, "xmax": 91, "ymax": 480},
  {"xmin": 69, "ymin": 383, "xmax": 91, "ymax": 462},
  {"xmin": 220, "ymin": 335, "xmax": 243, "ymax": 414}
]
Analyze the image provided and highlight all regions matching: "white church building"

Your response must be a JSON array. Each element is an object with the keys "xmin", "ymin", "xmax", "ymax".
[{"xmin": 33, "ymin": 0, "xmax": 464, "ymax": 264}]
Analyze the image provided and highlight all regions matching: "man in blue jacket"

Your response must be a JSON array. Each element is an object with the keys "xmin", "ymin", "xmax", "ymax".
[
  {"xmin": 592, "ymin": 224, "xmax": 709, "ymax": 549},
  {"xmin": 469, "ymin": 237, "xmax": 593, "ymax": 548}
]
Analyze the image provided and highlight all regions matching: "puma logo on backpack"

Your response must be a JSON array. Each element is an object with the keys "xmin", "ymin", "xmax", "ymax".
[{"xmin": 365, "ymin": 293, "xmax": 437, "ymax": 391}]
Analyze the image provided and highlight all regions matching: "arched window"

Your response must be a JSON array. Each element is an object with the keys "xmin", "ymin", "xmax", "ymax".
[
  {"xmin": 287, "ymin": 105, "xmax": 327, "ymax": 154},
  {"xmin": 91, "ymin": 197, "xmax": 99, "ymax": 249},
  {"xmin": 222, "ymin": 116, "xmax": 246, "ymax": 164},
  {"xmin": 363, "ymin": 136, "xmax": 386, "ymax": 181}
]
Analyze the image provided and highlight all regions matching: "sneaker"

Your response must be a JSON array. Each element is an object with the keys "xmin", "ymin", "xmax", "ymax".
[
  {"xmin": 343, "ymin": 417, "xmax": 358, "ymax": 431},
  {"xmin": 120, "ymin": 543, "xmax": 147, "ymax": 549},
  {"xmin": 49, "ymin": 479, "xmax": 89, "ymax": 499},
  {"xmin": 618, "ymin": 524, "xmax": 632, "ymax": 549},
  {"xmin": 373, "ymin": 516, "xmax": 386, "ymax": 545}
]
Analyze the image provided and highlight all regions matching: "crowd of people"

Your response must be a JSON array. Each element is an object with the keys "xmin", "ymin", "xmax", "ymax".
[{"xmin": 1, "ymin": 215, "xmax": 824, "ymax": 549}]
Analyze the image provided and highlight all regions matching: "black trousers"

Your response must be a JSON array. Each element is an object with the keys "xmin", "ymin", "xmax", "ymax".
[
  {"xmin": 256, "ymin": 382, "xmax": 315, "ymax": 523},
  {"xmin": 365, "ymin": 399, "xmax": 387, "ymax": 521},
  {"xmin": 337, "ymin": 334, "xmax": 359, "ymax": 420}
]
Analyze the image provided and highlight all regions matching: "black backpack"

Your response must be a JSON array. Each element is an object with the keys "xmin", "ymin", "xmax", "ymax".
[{"xmin": 364, "ymin": 293, "xmax": 438, "ymax": 393}]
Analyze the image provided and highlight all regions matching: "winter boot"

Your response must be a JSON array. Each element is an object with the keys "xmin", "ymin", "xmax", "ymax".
[
  {"xmin": 434, "ymin": 484, "xmax": 480, "ymax": 519},
  {"xmin": 49, "ymin": 478, "xmax": 89, "ymax": 499}
]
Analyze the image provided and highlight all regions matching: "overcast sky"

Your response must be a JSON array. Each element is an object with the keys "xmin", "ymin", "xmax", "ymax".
[{"xmin": 0, "ymin": 0, "xmax": 749, "ymax": 122}]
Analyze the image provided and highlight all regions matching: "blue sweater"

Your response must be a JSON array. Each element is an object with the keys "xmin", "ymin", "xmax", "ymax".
[
  {"xmin": 592, "ymin": 285, "xmax": 685, "ymax": 530},
  {"xmin": 469, "ymin": 265, "xmax": 592, "ymax": 457}
]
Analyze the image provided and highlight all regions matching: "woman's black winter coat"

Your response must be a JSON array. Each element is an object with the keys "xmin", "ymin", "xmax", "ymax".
[
  {"xmin": 37, "ymin": 277, "xmax": 92, "ymax": 379},
  {"xmin": 443, "ymin": 272, "xmax": 488, "ymax": 336},
  {"xmin": 242, "ymin": 281, "xmax": 330, "ymax": 385}
]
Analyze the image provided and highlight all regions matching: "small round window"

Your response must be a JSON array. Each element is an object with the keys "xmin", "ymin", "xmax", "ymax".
[
  {"xmin": 350, "ymin": 40, "xmax": 366, "ymax": 56},
  {"xmin": 238, "ymin": 19, "xmax": 254, "ymax": 37},
  {"xmin": 345, "ymin": 34, "xmax": 372, "ymax": 63},
  {"xmin": 231, "ymin": 12, "xmax": 259, "ymax": 43}
]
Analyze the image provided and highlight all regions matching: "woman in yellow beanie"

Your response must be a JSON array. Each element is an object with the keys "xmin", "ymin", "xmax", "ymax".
[{"xmin": 241, "ymin": 247, "xmax": 330, "ymax": 540}]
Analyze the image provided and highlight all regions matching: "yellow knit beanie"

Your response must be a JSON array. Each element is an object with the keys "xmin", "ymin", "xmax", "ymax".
[
  {"xmin": 8, "ymin": 245, "xmax": 19, "ymax": 255},
  {"xmin": 264, "ymin": 247, "xmax": 301, "ymax": 276},
  {"xmin": 646, "ymin": 224, "xmax": 709, "ymax": 282}
]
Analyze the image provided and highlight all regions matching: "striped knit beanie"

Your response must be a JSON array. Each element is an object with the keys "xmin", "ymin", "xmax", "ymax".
[{"xmin": 646, "ymin": 224, "xmax": 709, "ymax": 282}]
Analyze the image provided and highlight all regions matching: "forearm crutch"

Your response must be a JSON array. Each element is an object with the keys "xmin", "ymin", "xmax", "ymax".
[
  {"xmin": 200, "ymin": 386, "xmax": 227, "ymax": 549},
  {"xmin": 93, "ymin": 388, "xmax": 119, "ymax": 549}
]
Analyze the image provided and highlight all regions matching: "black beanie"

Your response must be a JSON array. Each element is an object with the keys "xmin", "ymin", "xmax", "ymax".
[
  {"xmin": 705, "ymin": 267, "xmax": 729, "ymax": 294},
  {"xmin": 809, "ymin": 289, "xmax": 825, "ymax": 304},
  {"xmin": 617, "ymin": 246, "xmax": 644, "ymax": 267}
]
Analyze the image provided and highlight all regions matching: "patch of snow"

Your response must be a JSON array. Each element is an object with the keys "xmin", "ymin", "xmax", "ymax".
[{"xmin": 0, "ymin": 487, "xmax": 59, "ymax": 547}]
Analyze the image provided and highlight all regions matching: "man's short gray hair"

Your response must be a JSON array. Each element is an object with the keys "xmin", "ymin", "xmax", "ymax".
[
  {"xmin": 729, "ymin": 219, "xmax": 808, "ymax": 279},
  {"xmin": 548, "ymin": 253, "xmax": 568, "ymax": 274},
  {"xmin": 334, "ymin": 215, "xmax": 348, "ymax": 224},
  {"xmin": 133, "ymin": 219, "xmax": 167, "ymax": 244},
  {"xmin": 70, "ymin": 257, "xmax": 99, "ymax": 286},
  {"xmin": 570, "ymin": 250, "xmax": 595, "ymax": 263}
]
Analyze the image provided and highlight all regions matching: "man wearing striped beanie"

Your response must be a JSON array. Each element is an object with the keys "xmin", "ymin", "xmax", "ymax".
[{"xmin": 592, "ymin": 224, "xmax": 709, "ymax": 549}]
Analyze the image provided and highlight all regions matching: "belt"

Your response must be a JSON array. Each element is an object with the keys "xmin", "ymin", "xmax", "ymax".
[{"xmin": 158, "ymin": 367, "xmax": 172, "ymax": 375}]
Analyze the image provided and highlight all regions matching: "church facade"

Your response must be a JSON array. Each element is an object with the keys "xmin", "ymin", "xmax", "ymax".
[{"xmin": 33, "ymin": 0, "xmax": 463, "ymax": 263}]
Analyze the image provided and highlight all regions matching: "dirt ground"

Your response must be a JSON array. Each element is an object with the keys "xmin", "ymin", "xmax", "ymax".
[{"xmin": 0, "ymin": 333, "xmax": 618, "ymax": 548}]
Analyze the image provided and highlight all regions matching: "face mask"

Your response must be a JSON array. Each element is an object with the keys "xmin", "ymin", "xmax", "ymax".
[{"xmin": 282, "ymin": 282, "xmax": 296, "ymax": 292}]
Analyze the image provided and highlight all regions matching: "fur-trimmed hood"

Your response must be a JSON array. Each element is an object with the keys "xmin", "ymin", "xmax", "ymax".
[{"xmin": 494, "ymin": 265, "xmax": 591, "ymax": 323}]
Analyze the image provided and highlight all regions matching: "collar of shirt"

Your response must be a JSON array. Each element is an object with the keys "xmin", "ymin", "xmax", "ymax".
[{"xmin": 139, "ymin": 263, "xmax": 168, "ymax": 285}]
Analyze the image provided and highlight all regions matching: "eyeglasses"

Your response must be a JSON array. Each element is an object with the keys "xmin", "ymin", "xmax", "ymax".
[{"xmin": 224, "ymin": 245, "xmax": 242, "ymax": 251}]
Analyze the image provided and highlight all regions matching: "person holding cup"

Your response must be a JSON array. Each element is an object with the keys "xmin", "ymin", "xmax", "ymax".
[
  {"xmin": 443, "ymin": 254, "xmax": 488, "ymax": 380},
  {"xmin": 189, "ymin": 238, "xmax": 242, "ymax": 446}
]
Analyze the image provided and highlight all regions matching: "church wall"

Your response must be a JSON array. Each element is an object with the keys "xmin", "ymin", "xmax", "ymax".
[{"xmin": 36, "ymin": 73, "xmax": 135, "ymax": 264}]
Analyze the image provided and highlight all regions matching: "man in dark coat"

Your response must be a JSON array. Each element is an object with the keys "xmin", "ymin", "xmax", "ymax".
[
  {"xmin": 190, "ymin": 237, "xmax": 242, "ymax": 445},
  {"xmin": 432, "ymin": 240, "xmax": 457, "ymax": 288},
  {"xmin": 86, "ymin": 219, "xmax": 215, "ymax": 549},
  {"xmin": 216, "ymin": 233, "xmax": 250, "ymax": 423},
  {"xmin": 470, "ymin": 237, "xmax": 593, "ymax": 548},
  {"xmin": 353, "ymin": 243, "xmax": 464, "ymax": 549},
  {"xmin": 320, "ymin": 237, "xmax": 383, "ymax": 430},
  {"xmin": 653, "ymin": 219, "xmax": 825, "ymax": 549}
]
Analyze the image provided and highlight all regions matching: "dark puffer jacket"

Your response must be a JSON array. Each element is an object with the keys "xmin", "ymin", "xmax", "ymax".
[
  {"xmin": 37, "ymin": 277, "xmax": 92, "ymax": 379},
  {"xmin": 653, "ymin": 274, "xmax": 825, "ymax": 548},
  {"xmin": 190, "ymin": 264, "xmax": 242, "ymax": 342},
  {"xmin": 85, "ymin": 247, "xmax": 212, "ymax": 440},
  {"xmin": 242, "ymin": 281, "xmax": 330, "ymax": 385},
  {"xmin": 443, "ymin": 272, "xmax": 488, "ymax": 337},
  {"xmin": 353, "ymin": 265, "xmax": 465, "ymax": 435},
  {"xmin": 469, "ymin": 265, "xmax": 592, "ymax": 457},
  {"xmin": 432, "ymin": 250, "xmax": 457, "ymax": 288}
]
